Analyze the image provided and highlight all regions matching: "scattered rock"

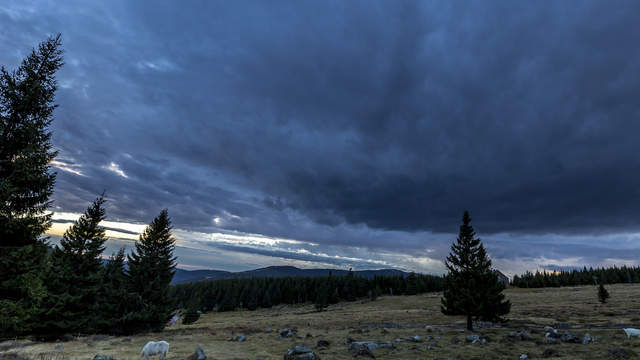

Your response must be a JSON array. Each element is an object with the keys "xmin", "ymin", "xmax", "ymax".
[
  {"xmin": 185, "ymin": 346, "xmax": 207, "ymax": 360},
  {"xmin": 560, "ymin": 331, "xmax": 580, "ymax": 344},
  {"xmin": 279, "ymin": 329, "xmax": 295, "ymax": 338},
  {"xmin": 424, "ymin": 325, "xmax": 434, "ymax": 332},
  {"xmin": 519, "ymin": 354, "xmax": 528, "ymax": 360},
  {"xmin": 545, "ymin": 329, "xmax": 559, "ymax": 339},
  {"xmin": 582, "ymin": 333, "xmax": 592, "ymax": 345},
  {"xmin": 545, "ymin": 337, "xmax": 559, "ymax": 345},
  {"xmin": 465, "ymin": 334, "xmax": 487, "ymax": 344},
  {"xmin": 541, "ymin": 348, "xmax": 556, "ymax": 358},
  {"xmin": 520, "ymin": 332, "xmax": 533, "ymax": 341},
  {"xmin": 350, "ymin": 342, "xmax": 379, "ymax": 352},
  {"xmin": 55, "ymin": 344, "xmax": 64, "ymax": 350},
  {"xmin": 92, "ymin": 355, "xmax": 112, "ymax": 360},
  {"xmin": 507, "ymin": 331, "xmax": 533, "ymax": 341},
  {"xmin": 352, "ymin": 347, "xmax": 375, "ymax": 358},
  {"xmin": 395, "ymin": 336, "xmax": 421, "ymax": 343},
  {"xmin": 228, "ymin": 335, "xmax": 246, "ymax": 342},
  {"xmin": 284, "ymin": 345, "xmax": 319, "ymax": 360},
  {"xmin": 474, "ymin": 321, "xmax": 494, "ymax": 328},
  {"xmin": 316, "ymin": 340, "xmax": 330, "ymax": 348},
  {"xmin": 466, "ymin": 335, "xmax": 480, "ymax": 343}
]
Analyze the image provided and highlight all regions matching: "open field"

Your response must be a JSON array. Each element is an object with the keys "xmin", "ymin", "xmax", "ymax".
[{"xmin": 3, "ymin": 283, "xmax": 640, "ymax": 359}]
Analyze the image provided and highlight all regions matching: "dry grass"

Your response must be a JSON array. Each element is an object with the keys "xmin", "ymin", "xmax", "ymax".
[{"xmin": 3, "ymin": 283, "xmax": 640, "ymax": 359}]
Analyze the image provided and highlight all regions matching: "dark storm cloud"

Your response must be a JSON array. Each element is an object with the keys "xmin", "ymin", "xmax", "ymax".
[{"xmin": 2, "ymin": 0, "xmax": 640, "ymax": 270}]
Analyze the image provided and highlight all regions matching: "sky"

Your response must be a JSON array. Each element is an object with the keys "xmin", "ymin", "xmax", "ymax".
[{"xmin": 2, "ymin": 1, "xmax": 640, "ymax": 276}]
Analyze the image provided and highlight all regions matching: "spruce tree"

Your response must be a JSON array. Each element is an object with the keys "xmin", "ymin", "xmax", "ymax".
[
  {"xmin": 36, "ymin": 195, "xmax": 108, "ymax": 337},
  {"xmin": 127, "ymin": 209, "xmax": 177, "ymax": 332},
  {"xmin": 441, "ymin": 211, "xmax": 511, "ymax": 330},
  {"xmin": 96, "ymin": 248, "xmax": 137, "ymax": 335},
  {"xmin": 0, "ymin": 35, "xmax": 63, "ymax": 337},
  {"xmin": 598, "ymin": 283, "xmax": 610, "ymax": 304}
]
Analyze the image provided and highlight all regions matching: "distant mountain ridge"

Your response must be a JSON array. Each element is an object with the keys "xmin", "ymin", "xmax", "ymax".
[{"xmin": 171, "ymin": 265, "xmax": 409, "ymax": 285}]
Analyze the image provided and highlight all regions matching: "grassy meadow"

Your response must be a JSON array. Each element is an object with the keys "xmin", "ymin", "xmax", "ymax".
[{"xmin": 3, "ymin": 283, "xmax": 640, "ymax": 359}]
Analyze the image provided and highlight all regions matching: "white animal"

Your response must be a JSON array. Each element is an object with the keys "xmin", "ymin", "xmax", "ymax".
[
  {"xmin": 623, "ymin": 328, "xmax": 640, "ymax": 338},
  {"xmin": 141, "ymin": 341, "xmax": 170, "ymax": 360}
]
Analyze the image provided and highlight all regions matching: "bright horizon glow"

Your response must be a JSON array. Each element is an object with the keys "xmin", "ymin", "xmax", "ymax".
[{"xmin": 45, "ymin": 211, "xmax": 640, "ymax": 276}]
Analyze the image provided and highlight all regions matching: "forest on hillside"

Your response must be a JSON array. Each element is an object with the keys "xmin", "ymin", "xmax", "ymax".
[
  {"xmin": 171, "ymin": 272, "xmax": 445, "ymax": 312},
  {"xmin": 512, "ymin": 266, "xmax": 640, "ymax": 288}
]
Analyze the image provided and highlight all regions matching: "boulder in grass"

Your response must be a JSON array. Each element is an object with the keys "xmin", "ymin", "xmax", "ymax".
[
  {"xmin": 93, "ymin": 355, "xmax": 112, "ymax": 360},
  {"xmin": 349, "ymin": 341, "xmax": 379, "ymax": 352},
  {"xmin": 560, "ymin": 331, "xmax": 580, "ymax": 344},
  {"xmin": 466, "ymin": 334, "xmax": 485, "ymax": 344},
  {"xmin": 228, "ymin": 335, "xmax": 246, "ymax": 342},
  {"xmin": 278, "ymin": 328, "xmax": 295, "ymax": 338},
  {"xmin": 185, "ymin": 346, "xmax": 206, "ymax": 360},
  {"xmin": 283, "ymin": 345, "xmax": 319, "ymax": 360}
]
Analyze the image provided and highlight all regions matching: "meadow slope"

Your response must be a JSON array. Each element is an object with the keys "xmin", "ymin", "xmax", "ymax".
[{"xmin": 3, "ymin": 283, "xmax": 640, "ymax": 359}]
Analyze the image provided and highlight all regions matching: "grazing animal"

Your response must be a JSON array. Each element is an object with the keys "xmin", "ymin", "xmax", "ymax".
[
  {"xmin": 623, "ymin": 328, "xmax": 640, "ymax": 338},
  {"xmin": 141, "ymin": 341, "xmax": 170, "ymax": 360}
]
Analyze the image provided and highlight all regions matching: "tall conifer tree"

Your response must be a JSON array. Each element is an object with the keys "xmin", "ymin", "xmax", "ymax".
[
  {"xmin": 0, "ymin": 35, "xmax": 63, "ymax": 336},
  {"xmin": 96, "ymin": 248, "xmax": 137, "ymax": 335},
  {"xmin": 36, "ymin": 195, "xmax": 107, "ymax": 336},
  {"xmin": 441, "ymin": 211, "xmax": 510, "ymax": 330},
  {"xmin": 127, "ymin": 209, "xmax": 176, "ymax": 332}
]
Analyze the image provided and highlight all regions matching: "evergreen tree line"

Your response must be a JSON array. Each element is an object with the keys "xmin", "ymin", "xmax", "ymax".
[
  {"xmin": 171, "ymin": 271, "xmax": 445, "ymax": 313},
  {"xmin": 26, "ymin": 195, "xmax": 175, "ymax": 339},
  {"xmin": 512, "ymin": 265, "xmax": 640, "ymax": 288},
  {"xmin": 0, "ymin": 35, "xmax": 176, "ymax": 339}
]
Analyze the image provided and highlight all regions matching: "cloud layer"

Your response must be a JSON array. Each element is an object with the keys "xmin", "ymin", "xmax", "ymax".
[{"xmin": 2, "ymin": 1, "xmax": 640, "ymax": 274}]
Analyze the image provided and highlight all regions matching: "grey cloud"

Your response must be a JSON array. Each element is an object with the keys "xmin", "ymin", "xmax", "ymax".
[{"xmin": 3, "ymin": 0, "xmax": 640, "ymax": 271}]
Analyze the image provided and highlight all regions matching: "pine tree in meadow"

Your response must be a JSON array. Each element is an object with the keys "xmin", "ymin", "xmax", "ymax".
[
  {"xmin": 0, "ymin": 35, "xmax": 63, "ymax": 337},
  {"xmin": 127, "ymin": 209, "xmax": 177, "ymax": 332},
  {"xmin": 441, "ymin": 211, "xmax": 511, "ymax": 330},
  {"xmin": 598, "ymin": 283, "xmax": 610, "ymax": 304},
  {"xmin": 35, "ymin": 195, "xmax": 108, "ymax": 337}
]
